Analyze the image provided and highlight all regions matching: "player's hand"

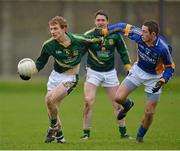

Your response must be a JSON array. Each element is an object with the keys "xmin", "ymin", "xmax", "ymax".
[
  {"xmin": 19, "ymin": 74, "xmax": 31, "ymax": 80},
  {"xmin": 124, "ymin": 64, "xmax": 132, "ymax": 76},
  {"xmin": 152, "ymin": 80, "xmax": 165, "ymax": 93},
  {"xmin": 94, "ymin": 28, "xmax": 103, "ymax": 37}
]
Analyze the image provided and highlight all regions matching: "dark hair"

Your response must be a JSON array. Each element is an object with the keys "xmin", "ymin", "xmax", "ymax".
[
  {"xmin": 143, "ymin": 21, "xmax": 159, "ymax": 35},
  {"xmin": 94, "ymin": 9, "xmax": 109, "ymax": 21}
]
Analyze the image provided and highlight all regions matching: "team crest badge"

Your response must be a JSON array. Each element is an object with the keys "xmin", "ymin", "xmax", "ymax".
[{"xmin": 101, "ymin": 47, "xmax": 106, "ymax": 51}]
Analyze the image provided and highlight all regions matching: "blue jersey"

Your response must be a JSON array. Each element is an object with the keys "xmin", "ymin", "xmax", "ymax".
[{"xmin": 107, "ymin": 23, "xmax": 175, "ymax": 83}]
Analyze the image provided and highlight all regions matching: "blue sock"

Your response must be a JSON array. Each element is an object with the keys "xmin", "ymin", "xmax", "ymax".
[
  {"xmin": 137, "ymin": 125, "xmax": 148, "ymax": 138},
  {"xmin": 123, "ymin": 99, "xmax": 132, "ymax": 111}
]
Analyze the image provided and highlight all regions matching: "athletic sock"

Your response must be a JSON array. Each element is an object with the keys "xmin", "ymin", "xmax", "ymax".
[
  {"xmin": 50, "ymin": 118, "xmax": 57, "ymax": 128},
  {"xmin": 137, "ymin": 125, "xmax": 148, "ymax": 138},
  {"xmin": 122, "ymin": 99, "xmax": 132, "ymax": 111},
  {"xmin": 56, "ymin": 130, "xmax": 64, "ymax": 138},
  {"xmin": 119, "ymin": 126, "xmax": 127, "ymax": 136},
  {"xmin": 83, "ymin": 129, "xmax": 90, "ymax": 137}
]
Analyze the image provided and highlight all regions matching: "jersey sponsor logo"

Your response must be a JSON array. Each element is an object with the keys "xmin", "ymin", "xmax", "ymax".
[
  {"xmin": 97, "ymin": 51, "xmax": 110, "ymax": 60},
  {"xmin": 138, "ymin": 50, "xmax": 157, "ymax": 64},
  {"xmin": 138, "ymin": 44, "xmax": 160, "ymax": 65}
]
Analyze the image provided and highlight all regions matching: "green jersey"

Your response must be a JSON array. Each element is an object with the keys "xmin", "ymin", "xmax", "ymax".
[
  {"xmin": 36, "ymin": 32, "xmax": 99, "ymax": 73},
  {"xmin": 85, "ymin": 28, "xmax": 131, "ymax": 72}
]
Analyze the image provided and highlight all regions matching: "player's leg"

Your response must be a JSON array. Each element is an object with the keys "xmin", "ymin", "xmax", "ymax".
[
  {"xmin": 46, "ymin": 84, "xmax": 67, "ymax": 120},
  {"xmin": 136, "ymin": 74, "xmax": 161, "ymax": 142},
  {"xmin": 101, "ymin": 69, "xmax": 132, "ymax": 139},
  {"xmin": 115, "ymin": 66, "xmax": 142, "ymax": 120},
  {"xmin": 136, "ymin": 90, "xmax": 160, "ymax": 142},
  {"xmin": 81, "ymin": 82, "xmax": 97, "ymax": 139},
  {"xmin": 115, "ymin": 79, "xmax": 136, "ymax": 120},
  {"xmin": 80, "ymin": 68, "xmax": 102, "ymax": 140},
  {"xmin": 45, "ymin": 84, "xmax": 67, "ymax": 143},
  {"xmin": 45, "ymin": 71, "xmax": 78, "ymax": 143},
  {"xmin": 105, "ymin": 86, "xmax": 132, "ymax": 139}
]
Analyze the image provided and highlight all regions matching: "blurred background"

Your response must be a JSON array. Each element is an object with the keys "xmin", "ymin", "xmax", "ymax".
[{"xmin": 0, "ymin": 0, "xmax": 179, "ymax": 79}]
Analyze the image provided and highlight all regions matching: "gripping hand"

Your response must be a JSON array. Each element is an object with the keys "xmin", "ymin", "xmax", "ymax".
[
  {"xmin": 94, "ymin": 28, "xmax": 103, "ymax": 37},
  {"xmin": 124, "ymin": 64, "xmax": 132, "ymax": 76},
  {"xmin": 152, "ymin": 80, "xmax": 165, "ymax": 93}
]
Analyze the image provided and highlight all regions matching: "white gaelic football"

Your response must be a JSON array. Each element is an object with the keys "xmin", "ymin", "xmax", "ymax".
[{"xmin": 17, "ymin": 58, "xmax": 36, "ymax": 76}]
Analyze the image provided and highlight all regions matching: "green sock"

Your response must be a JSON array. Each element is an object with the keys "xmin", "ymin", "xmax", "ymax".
[
  {"xmin": 119, "ymin": 126, "xmax": 127, "ymax": 136},
  {"xmin": 83, "ymin": 129, "xmax": 90, "ymax": 137},
  {"xmin": 56, "ymin": 130, "xmax": 64, "ymax": 138},
  {"xmin": 50, "ymin": 118, "xmax": 57, "ymax": 128}
]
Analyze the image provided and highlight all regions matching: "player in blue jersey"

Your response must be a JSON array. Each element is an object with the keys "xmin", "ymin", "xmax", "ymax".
[{"xmin": 94, "ymin": 21, "xmax": 175, "ymax": 142}]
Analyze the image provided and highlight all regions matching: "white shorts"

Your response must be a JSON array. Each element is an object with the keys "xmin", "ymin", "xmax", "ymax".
[
  {"xmin": 125, "ymin": 64, "xmax": 162, "ymax": 94},
  {"xmin": 47, "ymin": 70, "xmax": 78, "ymax": 93},
  {"xmin": 86, "ymin": 68, "xmax": 119, "ymax": 87}
]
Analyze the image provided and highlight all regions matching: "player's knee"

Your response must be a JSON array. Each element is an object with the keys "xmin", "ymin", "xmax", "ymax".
[
  {"xmin": 115, "ymin": 96, "xmax": 124, "ymax": 104},
  {"xmin": 84, "ymin": 96, "xmax": 94, "ymax": 103},
  {"xmin": 84, "ymin": 100, "xmax": 93, "ymax": 109},
  {"xmin": 84, "ymin": 96, "xmax": 94, "ymax": 108},
  {"xmin": 112, "ymin": 101, "xmax": 121, "ymax": 111}
]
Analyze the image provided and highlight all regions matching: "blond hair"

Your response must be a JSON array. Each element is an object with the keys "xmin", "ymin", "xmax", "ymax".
[{"xmin": 48, "ymin": 16, "xmax": 67, "ymax": 29}]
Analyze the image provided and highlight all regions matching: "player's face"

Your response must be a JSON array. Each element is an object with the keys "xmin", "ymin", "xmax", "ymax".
[
  {"xmin": 141, "ymin": 25, "xmax": 155, "ymax": 43},
  {"xmin": 95, "ymin": 15, "xmax": 108, "ymax": 28},
  {"xmin": 49, "ymin": 24, "xmax": 65, "ymax": 40}
]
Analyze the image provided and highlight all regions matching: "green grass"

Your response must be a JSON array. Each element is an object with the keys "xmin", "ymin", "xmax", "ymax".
[{"xmin": 0, "ymin": 77, "xmax": 180, "ymax": 150}]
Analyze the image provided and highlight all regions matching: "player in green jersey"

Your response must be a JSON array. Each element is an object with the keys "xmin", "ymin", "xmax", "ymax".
[
  {"xmin": 80, "ymin": 10, "xmax": 132, "ymax": 140},
  {"xmin": 19, "ymin": 16, "xmax": 100, "ymax": 143}
]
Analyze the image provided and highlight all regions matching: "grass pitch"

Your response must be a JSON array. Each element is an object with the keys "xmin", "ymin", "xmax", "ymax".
[{"xmin": 0, "ymin": 77, "xmax": 180, "ymax": 150}]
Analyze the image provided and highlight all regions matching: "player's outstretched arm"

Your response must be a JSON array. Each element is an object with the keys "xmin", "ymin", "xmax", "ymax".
[
  {"xmin": 94, "ymin": 23, "xmax": 141, "ymax": 43},
  {"xmin": 94, "ymin": 23, "xmax": 127, "ymax": 37}
]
